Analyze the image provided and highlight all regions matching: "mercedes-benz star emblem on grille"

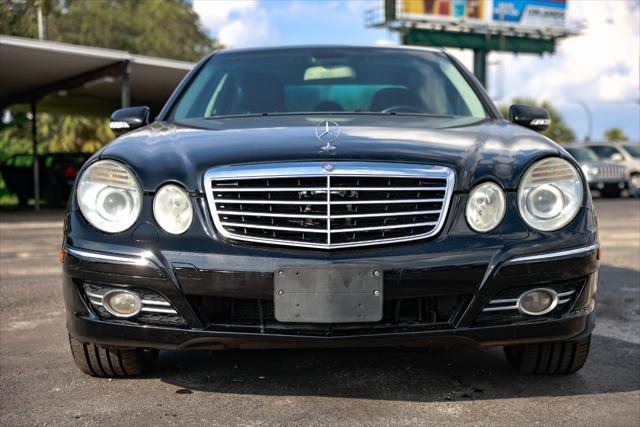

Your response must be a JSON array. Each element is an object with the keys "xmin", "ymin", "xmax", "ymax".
[
  {"xmin": 315, "ymin": 120, "xmax": 340, "ymax": 151},
  {"xmin": 322, "ymin": 162, "xmax": 336, "ymax": 172}
]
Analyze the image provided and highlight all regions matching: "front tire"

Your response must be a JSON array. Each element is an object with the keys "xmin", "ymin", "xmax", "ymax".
[
  {"xmin": 504, "ymin": 334, "xmax": 591, "ymax": 374},
  {"xmin": 629, "ymin": 173, "xmax": 640, "ymax": 197},
  {"xmin": 68, "ymin": 335, "xmax": 158, "ymax": 377}
]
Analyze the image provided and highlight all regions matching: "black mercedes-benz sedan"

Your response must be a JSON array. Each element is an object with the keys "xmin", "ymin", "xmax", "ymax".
[{"xmin": 62, "ymin": 46, "xmax": 598, "ymax": 377}]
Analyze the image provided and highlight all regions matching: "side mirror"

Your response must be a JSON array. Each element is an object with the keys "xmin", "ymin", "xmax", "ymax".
[
  {"xmin": 611, "ymin": 153, "xmax": 624, "ymax": 162},
  {"xmin": 509, "ymin": 104, "xmax": 551, "ymax": 132},
  {"xmin": 109, "ymin": 106, "xmax": 150, "ymax": 136}
]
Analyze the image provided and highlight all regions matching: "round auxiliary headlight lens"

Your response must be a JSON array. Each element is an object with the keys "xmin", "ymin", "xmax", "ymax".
[
  {"xmin": 518, "ymin": 157, "xmax": 583, "ymax": 231},
  {"xmin": 153, "ymin": 184, "xmax": 193, "ymax": 234},
  {"xmin": 77, "ymin": 160, "xmax": 142, "ymax": 233},
  {"xmin": 466, "ymin": 182, "xmax": 506, "ymax": 233},
  {"xmin": 517, "ymin": 288, "xmax": 558, "ymax": 316},
  {"xmin": 103, "ymin": 290, "xmax": 142, "ymax": 318}
]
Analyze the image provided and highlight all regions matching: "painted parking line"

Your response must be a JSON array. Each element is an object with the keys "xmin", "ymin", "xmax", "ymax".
[
  {"xmin": 594, "ymin": 319, "xmax": 640, "ymax": 345},
  {"xmin": 0, "ymin": 222, "xmax": 63, "ymax": 230}
]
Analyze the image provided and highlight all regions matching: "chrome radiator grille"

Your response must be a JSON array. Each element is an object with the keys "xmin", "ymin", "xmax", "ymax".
[
  {"xmin": 204, "ymin": 162, "xmax": 455, "ymax": 249},
  {"xmin": 595, "ymin": 164, "xmax": 624, "ymax": 179}
]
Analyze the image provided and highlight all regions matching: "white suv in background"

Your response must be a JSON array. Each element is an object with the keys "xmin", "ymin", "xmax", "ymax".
[{"xmin": 586, "ymin": 143, "xmax": 640, "ymax": 196}]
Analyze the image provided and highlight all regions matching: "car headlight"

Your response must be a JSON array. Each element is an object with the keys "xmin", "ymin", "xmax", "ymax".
[
  {"xmin": 153, "ymin": 184, "xmax": 193, "ymax": 234},
  {"xmin": 77, "ymin": 160, "xmax": 142, "ymax": 233},
  {"xmin": 518, "ymin": 157, "xmax": 583, "ymax": 231},
  {"xmin": 466, "ymin": 182, "xmax": 506, "ymax": 233}
]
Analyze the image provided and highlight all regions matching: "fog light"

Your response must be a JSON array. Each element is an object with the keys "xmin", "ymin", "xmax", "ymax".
[
  {"xmin": 103, "ymin": 290, "xmax": 142, "ymax": 318},
  {"xmin": 517, "ymin": 288, "xmax": 558, "ymax": 316}
]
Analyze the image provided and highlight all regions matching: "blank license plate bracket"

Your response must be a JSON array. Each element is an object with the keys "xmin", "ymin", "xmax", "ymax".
[{"xmin": 274, "ymin": 265, "xmax": 383, "ymax": 323}]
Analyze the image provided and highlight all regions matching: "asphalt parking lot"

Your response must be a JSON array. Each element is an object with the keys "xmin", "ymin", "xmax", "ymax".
[{"xmin": 1, "ymin": 199, "xmax": 639, "ymax": 426}]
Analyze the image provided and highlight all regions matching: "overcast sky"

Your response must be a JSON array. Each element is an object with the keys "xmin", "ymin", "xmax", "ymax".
[{"xmin": 192, "ymin": 0, "xmax": 640, "ymax": 142}]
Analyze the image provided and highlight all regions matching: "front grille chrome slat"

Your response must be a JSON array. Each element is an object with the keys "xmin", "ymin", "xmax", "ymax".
[
  {"xmin": 330, "ymin": 198, "xmax": 444, "ymax": 205},
  {"xmin": 221, "ymin": 222, "xmax": 327, "ymax": 233},
  {"xmin": 215, "ymin": 198, "xmax": 444, "ymax": 205},
  {"xmin": 215, "ymin": 199, "xmax": 327, "ymax": 205},
  {"xmin": 215, "ymin": 187, "xmax": 328, "ymax": 192},
  {"xmin": 331, "ymin": 209, "xmax": 441, "ymax": 219},
  {"xmin": 218, "ymin": 210, "xmax": 327, "ymax": 219},
  {"xmin": 204, "ymin": 162, "xmax": 455, "ymax": 249},
  {"xmin": 328, "ymin": 186, "xmax": 447, "ymax": 191},
  {"xmin": 330, "ymin": 221, "xmax": 438, "ymax": 233},
  {"xmin": 213, "ymin": 186, "xmax": 447, "ymax": 192}
]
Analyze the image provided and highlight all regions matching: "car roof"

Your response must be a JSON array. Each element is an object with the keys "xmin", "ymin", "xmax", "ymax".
[
  {"xmin": 214, "ymin": 44, "xmax": 445, "ymax": 56},
  {"xmin": 582, "ymin": 142, "xmax": 625, "ymax": 146}
]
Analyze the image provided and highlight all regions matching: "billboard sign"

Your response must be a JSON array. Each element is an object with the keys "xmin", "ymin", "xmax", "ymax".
[
  {"xmin": 493, "ymin": 0, "xmax": 567, "ymax": 29},
  {"xmin": 402, "ymin": 0, "xmax": 487, "ymax": 20},
  {"xmin": 396, "ymin": 0, "xmax": 567, "ymax": 30}
]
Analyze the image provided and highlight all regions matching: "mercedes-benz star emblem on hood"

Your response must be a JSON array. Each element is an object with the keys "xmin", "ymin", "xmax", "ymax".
[{"xmin": 315, "ymin": 120, "xmax": 340, "ymax": 151}]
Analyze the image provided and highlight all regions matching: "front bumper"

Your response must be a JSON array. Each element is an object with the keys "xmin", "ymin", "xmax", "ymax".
[
  {"xmin": 586, "ymin": 177, "xmax": 626, "ymax": 191},
  {"xmin": 63, "ymin": 240, "xmax": 599, "ymax": 350},
  {"xmin": 68, "ymin": 306, "xmax": 595, "ymax": 350}
]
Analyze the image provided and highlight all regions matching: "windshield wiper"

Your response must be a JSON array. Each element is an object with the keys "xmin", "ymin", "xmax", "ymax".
[{"xmin": 203, "ymin": 111, "xmax": 460, "ymax": 120}]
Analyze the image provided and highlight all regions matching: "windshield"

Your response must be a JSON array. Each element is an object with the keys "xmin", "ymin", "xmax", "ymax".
[
  {"xmin": 623, "ymin": 145, "xmax": 640, "ymax": 158},
  {"xmin": 566, "ymin": 147, "xmax": 599, "ymax": 162},
  {"xmin": 170, "ymin": 48, "xmax": 488, "ymax": 120},
  {"xmin": 589, "ymin": 145, "xmax": 621, "ymax": 160}
]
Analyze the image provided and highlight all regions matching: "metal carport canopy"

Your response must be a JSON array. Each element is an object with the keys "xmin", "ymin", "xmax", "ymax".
[
  {"xmin": 0, "ymin": 35, "xmax": 196, "ymax": 210},
  {"xmin": 0, "ymin": 35, "xmax": 195, "ymax": 116}
]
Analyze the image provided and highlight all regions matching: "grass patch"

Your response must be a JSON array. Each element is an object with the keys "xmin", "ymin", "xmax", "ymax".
[{"xmin": 0, "ymin": 174, "xmax": 19, "ymax": 207}]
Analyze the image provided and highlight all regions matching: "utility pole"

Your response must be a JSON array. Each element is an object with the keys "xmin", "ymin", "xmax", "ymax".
[
  {"xmin": 571, "ymin": 99, "xmax": 593, "ymax": 142},
  {"xmin": 36, "ymin": 1, "xmax": 46, "ymax": 40}
]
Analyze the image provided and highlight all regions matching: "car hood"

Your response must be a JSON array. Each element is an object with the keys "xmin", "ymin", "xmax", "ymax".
[{"xmin": 100, "ymin": 114, "xmax": 562, "ymax": 192}]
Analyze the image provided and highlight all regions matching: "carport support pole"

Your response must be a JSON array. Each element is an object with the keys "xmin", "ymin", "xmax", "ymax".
[
  {"xmin": 121, "ymin": 61, "xmax": 131, "ymax": 108},
  {"xmin": 31, "ymin": 101, "xmax": 40, "ymax": 211}
]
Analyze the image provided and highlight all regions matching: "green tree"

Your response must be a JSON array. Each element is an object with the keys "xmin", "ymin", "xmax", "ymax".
[
  {"xmin": 603, "ymin": 128, "xmax": 629, "ymax": 142},
  {"xmin": 499, "ymin": 98, "xmax": 576, "ymax": 144},
  {"xmin": 1, "ymin": 0, "xmax": 218, "ymax": 61},
  {"xmin": 0, "ymin": 0, "xmax": 56, "ymax": 39},
  {"xmin": 0, "ymin": 112, "xmax": 33, "ymax": 159},
  {"xmin": 48, "ymin": 0, "xmax": 218, "ymax": 61},
  {"xmin": 0, "ymin": 112, "xmax": 110, "ymax": 159}
]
